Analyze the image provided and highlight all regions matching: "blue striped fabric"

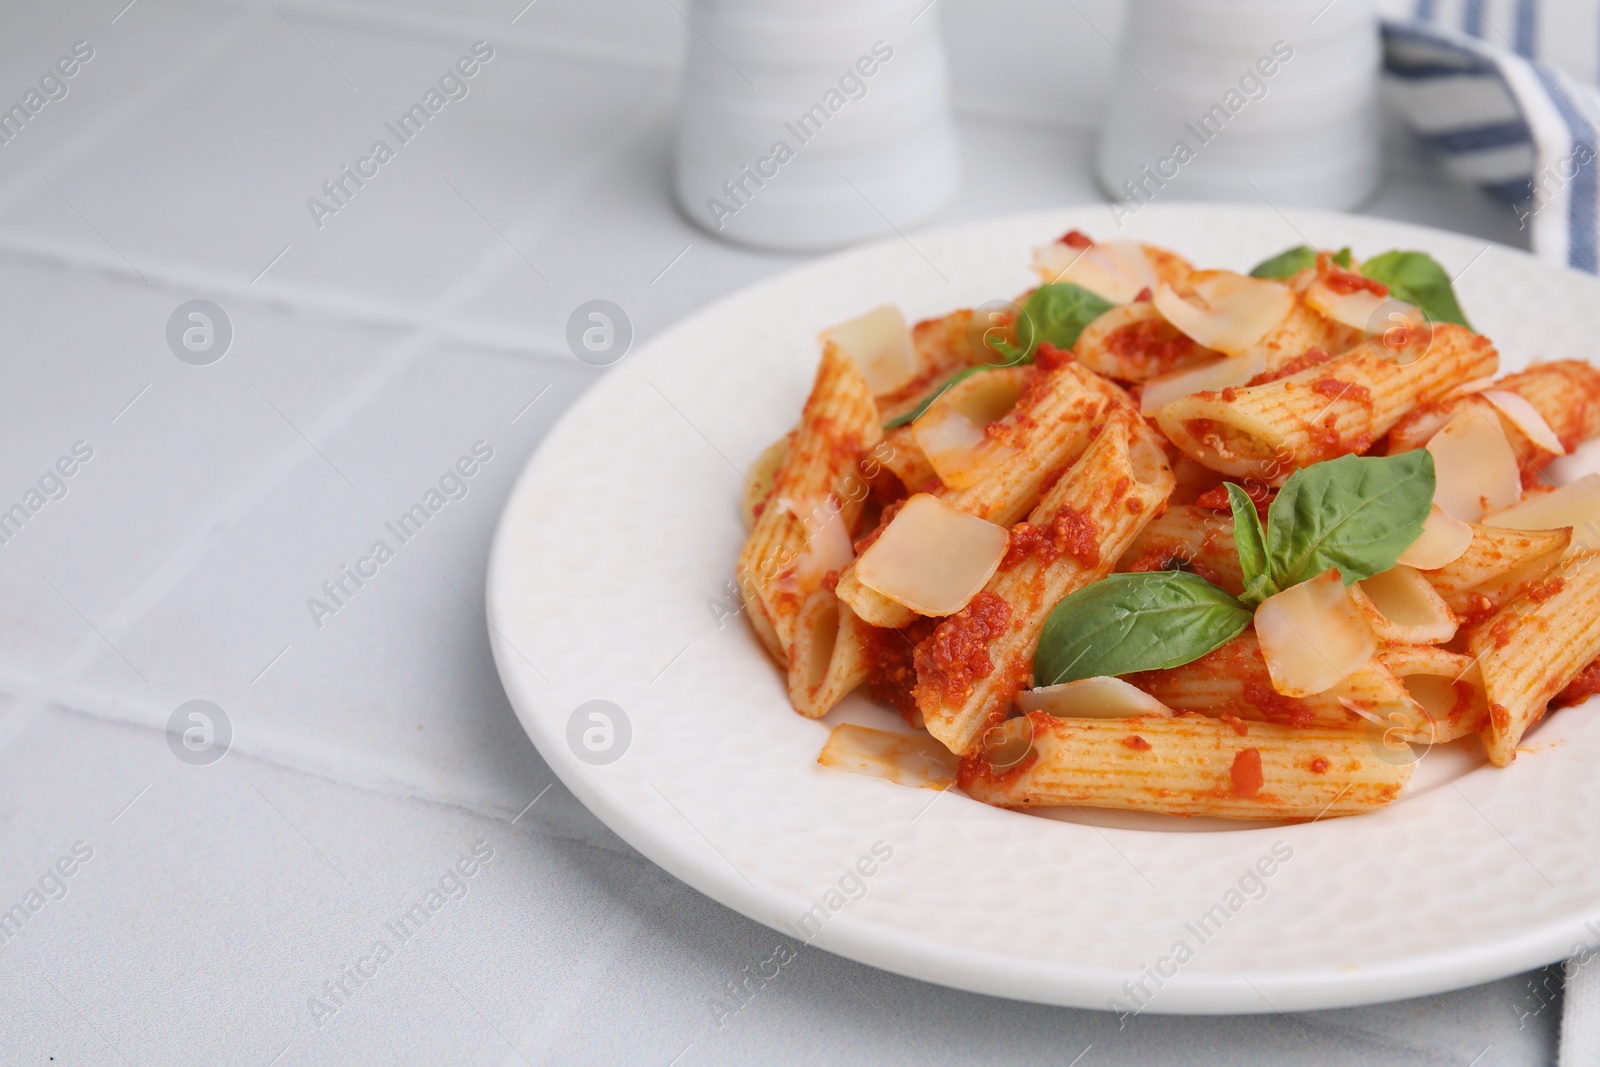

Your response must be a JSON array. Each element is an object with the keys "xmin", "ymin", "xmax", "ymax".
[
  {"xmin": 1382, "ymin": 3, "xmax": 1600, "ymax": 271},
  {"xmin": 1385, "ymin": 6, "xmax": 1600, "ymax": 1062}
]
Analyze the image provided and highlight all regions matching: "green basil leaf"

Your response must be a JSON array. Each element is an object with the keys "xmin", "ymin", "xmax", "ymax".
[
  {"xmin": 994, "ymin": 283, "xmax": 1113, "ymax": 362},
  {"xmin": 1248, "ymin": 244, "xmax": 1316, "ymax": 278},
  {"xmin": 1358, "ymin": 250, "xmax": 1472, "ymax": 329},
  {"xmin": 1226, "ymin": 483, "xmax": 1274, "ymax": 607},
  {"xmin": 1264, "ymin": 451, "xmax": 1436, "ymax": 589},
  {"xmin": 1033, "ymin": 572, "xmax": 1253, "ymax": 685},
  {"xmin": 1331, "ymin": 246, "xmax": 1353, "ymax": 269},
  {"xmin": 881, "ymin": 366, "xmax": 992, "ymax": 429}
]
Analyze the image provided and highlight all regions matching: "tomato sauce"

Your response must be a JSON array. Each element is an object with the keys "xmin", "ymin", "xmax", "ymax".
[
  {"xmin": 1555, "ymin": 656, "xmax": 1600, "ymax": 708},
  {"xmin": 1318, "ymin": 255, "xmax": 1387, "ymax": 297},
  {"xmin": 1105, "ymin": 319, "xmax": 1202, "ymax": 378},
  {"xmin": 1035, "ymin": 341, "xmax": 1074, "ymax": 372},
  {"xmin": 1230, "ymin": 748, "xmax": 1264, "ymax": 797},
  {"xmin": 1051, "ymin": 506, "xmax": 1101, "ymax": 569},
  {"xmin": 862, "ymin": 618, "xmax": 939, "ymax": 723},
  {"xmin": 1247, "ymin": 347, "xmax": 1334, "ymax": 387},
  {"xmin": 915, "ymin": 592, "xmax": 1013, "ymax": 704},
  {"xmin": 1311, "ymin": 378, "xmax": 1372, "ymax": 405}
]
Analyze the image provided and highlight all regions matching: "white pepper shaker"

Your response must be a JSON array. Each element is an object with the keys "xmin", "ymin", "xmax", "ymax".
[
  {"xmin": 1095, "ymin": 0, "xmax": 1382, "ymax": 215},
  {"xmin": 673, "ymin": 0, "xmax": 961, "ymax": 251}
]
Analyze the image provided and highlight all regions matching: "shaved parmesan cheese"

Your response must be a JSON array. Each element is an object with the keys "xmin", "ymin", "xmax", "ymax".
[
  {"xmin": 1396, "ymin": 505, "xmax": 1474, "ymax": 569},
  {"xmin": 1352, "ymin": 566, "xmax": 1457, "ymax": 645},
  {"xmin": 1485, "ymin": 472, "xmax": 1600, "ymax": 552},
  {"xmin": 1426, "ymin": 408, "xmax": 1522, "ymax": 522},
  {"xmin": 1254, "ymin": 570, "xmax": 1377, "ymax": 698},
  {"xmin": 1449, "ymin": 376, "xmax": 1497, "ymax": 398},
  {"xmin": 910, "ymin": 368, "xmax": 1024, "ymax": 489},
  {"xmin": 855, "ymin": 494, "xmax": 1009, "ymax": 617},
  {"xmin": 1016, "ymin": 677, "xmax": 1174, "ymax": 719},
  {"xmin": 821, "ymin": 307, "xmax": 915, "ymax": 395},
  {"xmin": 778, "ymin": 498, "xmax": 854, "ymax": 583},
  {"xmin": 1152, "ymin": 272, "xmax": 1293, "ymax": 357},
  {"xmin": 1140, "ymin": 351, "xmax": 1267, "ymax": 413},
  {"xmin": 1482, "ymin": 390, "xmax": 1566, "ymax": 454},
  {"xmin": 1032, "ymin": 240, "xmax": 1159, "ymax": 303},
  {"xmin": 1305, "ymin": 282, "xmax": 1421, "ymax": 335},
  {"xmin": 818, "ymin": 724, "xmax": 958, "ymax": 789}
]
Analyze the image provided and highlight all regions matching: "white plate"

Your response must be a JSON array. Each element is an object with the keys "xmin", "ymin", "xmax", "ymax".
[{"xmin": 486, "ymin": 203, "xmax": 1600, "ymax": 1014}]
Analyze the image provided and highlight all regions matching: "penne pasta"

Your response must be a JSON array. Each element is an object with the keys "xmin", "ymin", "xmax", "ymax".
[
  {"xmin": 876, "ymin": 425, "xmax": 935, "ymax": 492},
  {"xmin": 737, "ymin": 343, "xmax": 882, "ymax": 653},
  {"xmin": 1169, "ymin": 452, "xmax": 1227, "ymax": 505},
  {"xmin": 1373, "ymin": 645, "xmax": 1488, "ymax": 744},
  {"xmin": 742, "ymin": 228, "xmax": 1600, "ymax": 824},
  {"xmin": 1154, "ymin": 324, "xmax": 1497, "ymax": 482},
  {"xmin": 1387, "ymin": 361, "xmax": 1600, "ymax": 480},
  {"xmin": 1113, "ymin": 503, "xmax": 1245, "ymax": 596},
  {"xmin": 937, "ymin": 361, "xmax": 1123, "ymax": 526},
  {"xmin": 1074, "ymin": 301, "xmax": 1214, "ymax": 381},
  {"xmin": 957, "ymin": 712, "xmax": 1412, "ymax": 818},
  {"xmin": 836, "ymin": 360, "xmax": 1117, "ymax": 627},
  {"xmin": 1242, "ymin": 296, "xmax": 1365, "ymax": 375},
  {"xmin": 1349, "ymin": 565, "xmax": 1457, "ymax": 645},
  {"xmin": 1126, "ymin": 632, "xmax": 1393, "ymax": 729},
  {"xmin": 874, "ymin": 309, "xmax": 981, "ymax": 425},
  {"xmin": 740, "ymin": 432, "xmax": 792, "ymax": 532},
  {"xmin": 1471, "ymin": 551, "xmax": 1600, "ymax": 765},
  {"xmin": 787, "ymin": 591, "xmax": 871, "ymax": 718},
  {"xmin": 1420, "ymin": 522, "xmax": 1569, "ymax": 621},
  {"xmin": 915, "ymin": 409, "xmax": 1175, "ymax": 755}
]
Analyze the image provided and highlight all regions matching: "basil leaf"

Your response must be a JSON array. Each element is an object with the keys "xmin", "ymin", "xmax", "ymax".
[
  {"xmin": 1226, "ymin": 483, "xmax": 1274, "ymax": 607},
  {"xmin": 1249, "ymin": 244, "xmax": 1316, "ymax": 278},
  {"xmin": 991, "ymin": 283, "xmax": 1114, "ymax": 362},
  {"xmin": 1331, "ymin": 246, "xmax": 1353, "ymax": 269},
  {"xmin": 1358, "ymin": 250, "xmax": 1472, "ymax": 329},
  {"xmin": 1264, "ymin": 452, "xmax": 1436, "ymax": 589},
  {"xmin": 882, "ymin": 366, "xmax": 991, "ymax": 429},
  {"xmin": 1033, "ymin": 572, "xmax": 1253, "ymax": 685}
]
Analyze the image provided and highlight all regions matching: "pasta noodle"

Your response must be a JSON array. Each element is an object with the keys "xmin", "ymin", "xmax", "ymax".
[
  {"xmin": 736, "ymin": 343, "xmax": 882, "ymax": 653},
  {"xmin": 1154, "ymin": 324, "xmax": 1497, "ymax": 482},
  {"xmin": 1373, "ymin": 645, "xmax": 1488, "ymax": 745},
  {"xmin": 835, "ymin": 359, "xmax": 1117, "ymax": 627},
  {"xmin": 1127, "ymin": 632, "xmax": 1392, "ymax": 729},
  {"xmin": 736, "ymin": 230, "xmax": 1600, "ymax": 820},
  {"xmin": 874, "ymin": 310, "xmax": 980, "ymax": 425},
  {"xmin": 1470, "ymin": 551, "xmax": 1600, "ymax": 766},
  {"xmin": 1387, "ymin": 360, "xmax": 1600, "ymax": 477},
  {"xmin": 787, "ymin": 591, "xmax": 871, "ymax": 719},
  {"xmin": 958, "ymin": 712, "xmax": 1411, "ymax": 818},
  {"xmin": 1113, "ymin": 503, "xmax": 1245, "ymax": 596},
  {"xmin": 914, "ymin": 408, "xmax": 1174, "ymax": 755},
  {"xmin": 1420, "ymin": 522, "xmax": 1569, "ymax": 619}
]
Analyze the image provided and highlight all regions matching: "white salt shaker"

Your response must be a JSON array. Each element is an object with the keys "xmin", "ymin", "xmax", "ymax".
[
  {"xmin": 672, "ymin": 0, "xmax": 961, "ymax": 252},
  {"xmin": 1094, "ymin": 0, "xmax": 1382, "ymax": 215}
]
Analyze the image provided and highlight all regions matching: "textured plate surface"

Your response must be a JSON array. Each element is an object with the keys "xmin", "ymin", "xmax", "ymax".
[{"xmin": 486, "ymin": 203, "xmax": 1600, "ymax": 1014}]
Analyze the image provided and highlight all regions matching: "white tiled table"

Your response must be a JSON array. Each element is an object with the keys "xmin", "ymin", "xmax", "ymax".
[{"xmin": 0, "ymin": 1, "xmax": 1560, "ymax": 1063}]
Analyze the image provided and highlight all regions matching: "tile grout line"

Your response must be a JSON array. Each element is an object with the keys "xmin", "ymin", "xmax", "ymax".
[
  {"xmin": 0, "ymin": 15, "xmax": 261, "ymax": 217},
  {"xmin": 6, "ymin": 680, "xmax": 577, "ymax": 835},
  {"xmin": 0, "ymin": 235, "xmax": 573, "ymax": 360},
  {"xmin": 227, "ymin": 0, "xmax": 682, "ymax": 73}
]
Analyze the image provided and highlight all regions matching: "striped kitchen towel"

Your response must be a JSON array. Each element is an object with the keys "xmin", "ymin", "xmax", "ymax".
[
  {"xmin": 1380, "ymin": 0, "xmax": 1600, "ymax": 271},
  {"xmin": 1380, "ymin": 5, "xmax": 1600, "ymax": 1062}
]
